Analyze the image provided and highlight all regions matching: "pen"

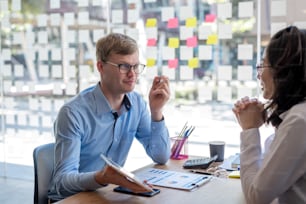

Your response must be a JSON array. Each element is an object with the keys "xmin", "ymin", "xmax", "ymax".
[{"xmin": 189, "ymin": 170, "xmax": 213, "ymax": 175}]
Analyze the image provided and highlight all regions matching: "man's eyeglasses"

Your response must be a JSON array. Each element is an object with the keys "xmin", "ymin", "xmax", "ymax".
[{"xmin": 104, "ymin": 61, "xmax": 145, "ymax": 74}]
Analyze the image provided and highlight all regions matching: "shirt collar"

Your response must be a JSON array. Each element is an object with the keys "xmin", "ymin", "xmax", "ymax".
[{"xmin": 92, "ymin": 83, "xmax": 132, "ymax": 115}]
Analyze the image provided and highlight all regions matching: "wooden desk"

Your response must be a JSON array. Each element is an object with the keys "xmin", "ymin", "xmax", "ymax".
[{"xmin": 56, "ymin": 159, "xmax": 246, "ymax": 204}]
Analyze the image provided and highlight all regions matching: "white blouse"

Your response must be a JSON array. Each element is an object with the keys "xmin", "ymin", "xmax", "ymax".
[{"xmin": 240, "ymin": 101, "xmax": 306, "ymax": 204}]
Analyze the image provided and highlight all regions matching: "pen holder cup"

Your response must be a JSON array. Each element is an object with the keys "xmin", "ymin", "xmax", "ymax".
[{"xmin": 170, "ymin": 136, "xmax": 189, "ymax": 160}]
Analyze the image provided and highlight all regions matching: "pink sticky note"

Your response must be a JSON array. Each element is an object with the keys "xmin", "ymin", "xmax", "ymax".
[
  {"xmin": 168, "ymin": 59, "xmax": 178, "ymax": 68},
  {"xmin": 186, "ymin": 36, "xmax": 198, "ymax": 47},
  {"xmin": 205, "ymin": 14, "xmax": 216, "ymax": 23},
  {"xmin": 147, "ymin": 38, "xmax": 157, "ymax": 46},
  {"xmin": 167, "ymin": 18, "xmax": 178, "ymax": 29}
]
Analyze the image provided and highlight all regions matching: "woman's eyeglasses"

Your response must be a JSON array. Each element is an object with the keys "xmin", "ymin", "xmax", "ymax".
[{"xmin": 256, "ymin": 63, "xmax": 271, "ymax": 74}]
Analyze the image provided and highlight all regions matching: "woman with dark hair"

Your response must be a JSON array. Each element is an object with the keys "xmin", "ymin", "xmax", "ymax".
[{"xmin": 232, "ymin": 26, "xmax": 306, "ymax": 204}]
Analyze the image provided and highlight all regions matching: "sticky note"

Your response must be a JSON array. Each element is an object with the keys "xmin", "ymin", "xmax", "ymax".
[
  {"xmin": 237, "ymin": 65, "xmax": 253, "ymax": 81},
  {"xmin": 168, "ymin": 38, "xmax": 179, "ymax": 48},
  {"xmin": 147, "ymin": 38, "xmax": 157, "ymax": 46},
  {"xmin": 167, "ymin": 18, "xmax": 178, "ymax": 28},
  {"xmin": 50, "ymin": 13, "xmax": 61, "ymax": 26},
  {"xmin": 66, "ymin": 82, "xmax": 77, "ymax": 95},
  {"xmin": 228, "ymin": 171, "xmax": 240, "ymax": 179},
  {"xmin": 12, "ymin": 0, "xmax": 21, "ymax": 11},
  {"xmin": 180, "ymin": 46, "xmax": 193, "ymax": 60},
  {"xmin": 126, "ymin": 28, "xmax": 139, "ymax": 41},
  {"xmin": 238, "ymin": 44, "xmax": 253, "ymax": 60},
  {"xmin": 64, "ymin": 13, "xmax": 74, "ymax": 26},
  {"xmin": 180, "ymin": 66, "xmax": 193, "ymax": 80},
  {"xmin": 78, "ymin": 11, "xmax": 89, "ymax": 25},
  {"xmin": 161, "ymin": 7, "xmax": 174, "ymax": 21},
  {"xmin": 112, "ymin": 10, "xmax": 123, "ymax": 24},
  {"xmin": 78, "ymin": 0, "xmax": 89, "ymax": 7},
  {"xmin": 180, "ymin": 26, "xmax": 193, "ymax": 40},
  {"xmin": 188, "ymin": 58, "xmax": 199, "ymax": 68},
  {"xmin": 50, "ymin": 0, "xmax": 60, "ymax": 9},
  {"xmin": 67, "ymin": 65, "xmax": 76, "ymax": 78},
  {"xmin": 128, "ymin": 9, "xmax": 138, "ymax": 23},
  {"xmin": 217, "ymin": 3, "xmax": 232, "ymax": 19},
  {"xmin": 186, "ymin": 36, "xmax": 198, "ymax": 47},
  {"xmin": 218, "ymin": 66, "xmax": 232, "ymax": 80},
  {"xmin": 217, "ymin": 86, "xmax": 232, "ymax": 102},
  {"xmin": 145, "ymin": 66, "xmax": 157, "ymax": 80},
  {"xmin": 162, "ymin": 46, "xmax": 175, "ymax": 60},
  {"xmin": 271, "ymin": 0, "xmax": 286, "ymax": 17},
  {"xmin": 162, "ymin": 65, "xmax": 175, "ymax": 80},
  {"xmin": 39, "ymin": 65, "xmax": 49, "ymax": 78},
  {"xmin": 168, "ymin": 59, "xmax": 178, "ymax": 68},
  {"xmin": 179, "ymin": 6, "xmax": 193, "ymax": 21},
  {"xmin": 51, "ymin": 65, "xmax": 62, "ymax": 78},
  {"xmin": 38, "ymin": 31, "xmax": 48, "ymax": 44},
  {"xmin": 198, "ymin": 86, "xmax": 213, "ymax": 102},
  {"xmin": 14, "ymin": 65, "xmax": 24, "ymax": 77},
  {"xmin": 218, "ymin": 23, "xmax": 232, "ymax": 39},
  {"xmin": 147, "ymin": 59, "xmax": 156, "ymax": 67},
  {"xmin": 186, "ymin": 17, "xmax": 197, "ymax": 27},
  {"xmin": 207, "ymin": 34, "xmax": 218, "ymax": 45},
  {"xmin": 238, "ymin": 2, "xmax": 254, "ymax": 18},
  {"xmin": 53, "ymin": 83, "xmax": 62, "ymax": 95},
  {"xmin": 198, "ymin": 45, "xmax": 212, "ymax": 60},
  {"xmin": 205, "ymin": 14, "xmax": 216, "ymax": 23},
  {"xmin": 237, "ymin": 87, "xmax": 253, "ymax": 100},
  {"xmin": 145, "ymin": 27, "xmax": 158, "ymax": 39},
  {"xmin": 146, "ymin": 18, "xmax": 157, "ymax": 27},
  {"xmin": 37, "ymin": 14, "xmax": 47, "ymax": 27},
  {"xmin": 146, "ymin": 47, "xmax": 157, "ymax": 59}
]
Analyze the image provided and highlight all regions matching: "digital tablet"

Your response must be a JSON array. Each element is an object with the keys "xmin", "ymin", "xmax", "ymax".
[
  {"xmin": 113, "ymin": 186, "xmax": 160, "ymax": 197},
  {"xmin": 100, "ymin": 154, "xmax": 153, "ymax": 192}
]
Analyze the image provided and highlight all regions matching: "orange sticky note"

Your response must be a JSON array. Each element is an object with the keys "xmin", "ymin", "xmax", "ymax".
[
  {"xmin": 146, "ymin": 58, "xmax": 156, "ymax": 67},
  {"xmin": 168, "ymin": 59, "xmax": 178, "ymax": 68},
  {"xmin": 207, "ymin": 34, "xmax": 218, "ymax": 45},
  {"xmin": 146, "ymin": 18, "xmax": 157, "ymax": 27},
  {"xmin": 188, "ymin": 58, "xmax": 199, "ymax": 68},
  {"xmin": 186, "ymin": 36, "xmax": 198, "ymax": 47},
  {"xmin": 186, "ymin": 17, "xmax": 197, "ymax": 27},
  {"xmin": 168, "ymin": 38, "xmax": 179, "ymax": 48},
  {"xmin": 167, "ymin": 18, "xmax": 178, "ymax": 29},
  {"xmin": 147, "ymin": 38, "xmax": 157, "ymax": 46},
  {"xmin": 205, "ymin": 14, "xmax": 216, "ymax": 23}
]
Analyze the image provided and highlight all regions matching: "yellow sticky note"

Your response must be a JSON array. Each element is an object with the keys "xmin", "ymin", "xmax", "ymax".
[
  {"xmin": 146, "ymin": 18, "xmax": 157, "ymax": 27},
  {"xmin": 188, "ymin": 58, "xmax": 199, "ymax": 68},
  {"xmin": 228, "ymin": 170, "xmax": 240, "ymax": 179},
  {"xmin": 207, "ymin": 34, "xmax": 218, "ymax": 45},
  {"xmin": 168, "ymin": 38, "xmax": 179, "ymax": 48},
  {"xmin": 186, "ymin": 17, "xmax": 197, "ymax": 27},
  {"xmin": 146, "ymin": 58, "xmax": 156, "ymax": 67}
]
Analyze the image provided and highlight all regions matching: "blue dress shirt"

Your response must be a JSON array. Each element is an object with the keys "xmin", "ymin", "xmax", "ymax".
[{"xmin": 48, "ymin": 83, "xmax": 171, "ymax": 200}]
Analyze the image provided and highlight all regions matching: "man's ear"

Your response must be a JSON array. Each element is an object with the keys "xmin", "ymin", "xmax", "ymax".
[{"xmin": 97, "ymin": 60, "xmax": 103, "ymax": 73}]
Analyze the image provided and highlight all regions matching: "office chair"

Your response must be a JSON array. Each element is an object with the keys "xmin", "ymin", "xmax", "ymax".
[{"xmin": 33, "ymin": 143, "xmax": 55, "ymax": 204}]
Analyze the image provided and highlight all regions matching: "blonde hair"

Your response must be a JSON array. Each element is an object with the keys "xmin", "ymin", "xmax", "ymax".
[{"xmin": 96, "ymin": 33, "xmax": 138, "ymax": 61}]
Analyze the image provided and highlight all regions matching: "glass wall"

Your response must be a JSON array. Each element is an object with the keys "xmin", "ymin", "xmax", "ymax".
[{"xmin": 0, "ymin": 0, "xmax": 305, "ymax": 180}]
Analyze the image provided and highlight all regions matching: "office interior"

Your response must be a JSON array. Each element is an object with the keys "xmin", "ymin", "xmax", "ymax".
[{"xmin": 0, "ymin": 0, "xmax": 305, "ymax": 201}]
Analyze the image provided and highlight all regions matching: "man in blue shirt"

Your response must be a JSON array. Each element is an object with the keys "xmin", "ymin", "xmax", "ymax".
[{"xmin": 48, "ymin": 33, "xmax": 171, "ymax": 201}]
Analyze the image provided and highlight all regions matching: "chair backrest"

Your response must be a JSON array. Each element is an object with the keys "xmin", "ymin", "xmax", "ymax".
[{"xmin": 33, "ymin": 143, "xmax": 55, "ymax": 204}]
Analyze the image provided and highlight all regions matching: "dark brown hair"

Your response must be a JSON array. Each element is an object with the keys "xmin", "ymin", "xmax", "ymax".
[{"xmin": 265, "ymin": 26, "xmax": 306, "ymax": 127}]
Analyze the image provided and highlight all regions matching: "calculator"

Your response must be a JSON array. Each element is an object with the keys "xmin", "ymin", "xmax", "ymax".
[{"xmin": 183, "ymin": 155, "xmax": 218, "ymax": 169}]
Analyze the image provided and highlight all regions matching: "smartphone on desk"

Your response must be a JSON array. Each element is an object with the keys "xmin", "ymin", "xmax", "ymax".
[{"xmin": 113, "ymin": 186, "xmax": 161, "ymax": 197}]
